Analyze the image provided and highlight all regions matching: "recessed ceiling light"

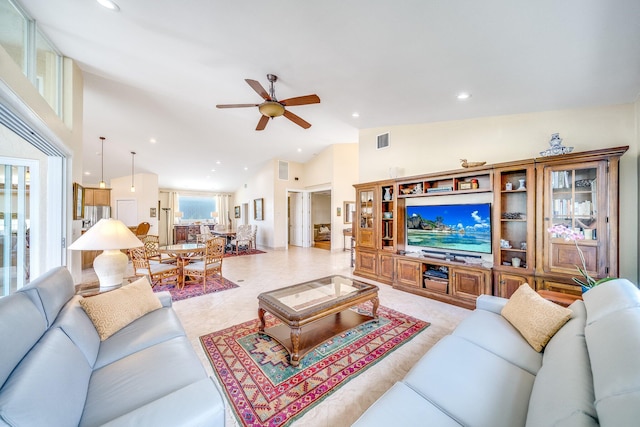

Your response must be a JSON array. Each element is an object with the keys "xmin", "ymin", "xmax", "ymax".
[
  {"xmin": 211, "ymin": 169, "xmax": 216, "ymax": 172},
  {"xmin": 297, "ymin": 148, "xmax": 302, "ymax": 153},
  {"xmin": 216, "ymin": 161, "xmax": 221, "ymax": 165},
  {"xmin": 84, "ymin": 171, "xmax": 91, "ymax": 175},
  {"xmin": 96, "ymin": 0, "xmax": 120, "ymax": 11},
  {"xmin": 149, "ymin": 138, "xmax": 156, "ymax": 143},
  {"xmin": 352, "ymin": 112, "xmax": 360, "ymax": 118},
  {"xmin": 243, "ymin": 167, "xmax": 248, "ymax": 171},
  {"xmin": 457, "ymin": 92, "xmax": 471, "ymax": 100}
]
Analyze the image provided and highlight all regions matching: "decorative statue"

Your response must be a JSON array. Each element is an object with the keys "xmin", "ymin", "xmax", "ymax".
[
  {"xmin": 460, "ymin": 159, "xmax": 486, "ymax": 168},
  {"xmin": 540, "ymin": 133, "xmax": 573, "ymax": 157}
]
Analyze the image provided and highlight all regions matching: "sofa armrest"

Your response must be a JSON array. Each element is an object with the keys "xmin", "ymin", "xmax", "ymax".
[
  {"xmin": 155, "ymin": 291, "xmax": 172, "ymax": 308},
  {"xmin": 100, "ymin": 378, "xmax": 224, "ymax": 427},
  {"xmin": 476, "ymin": 294, "xmax": 507, "ymax": 314}
]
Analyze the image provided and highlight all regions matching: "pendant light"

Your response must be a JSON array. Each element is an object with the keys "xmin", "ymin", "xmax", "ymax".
[
  {"xmin": 130, "ymin": 151, "xmax": 136, "ymax": 192},
  {"xmin": 99, "ymin": 136, "xmax": 106, "ymax": 189}
]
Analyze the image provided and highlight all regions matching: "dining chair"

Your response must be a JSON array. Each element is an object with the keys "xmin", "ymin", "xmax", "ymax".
[
  {"xmin": 182, "ymin": 237, "xmax": 225, "ymax": 291},
  {"xmin": 130, "ymin": 246, "xmax": 179, "ymax": 287},
  {"xmin": 141, "ymin": 235, "xmax": 176, "ymax": 264},
  {"xmin": 197, "ymin": 225, "xmax": 215, "ymax": 243},
  {"xmin": 135, "ymin": 222, "xmax": 151, "ymax": 236},
  {"xmin": 249, "ymin": 225, "xmax": 257, "ymax": 251},
  {"xmin": 230, "ymin": 225, "xmax": 251, "ymax": 255}
]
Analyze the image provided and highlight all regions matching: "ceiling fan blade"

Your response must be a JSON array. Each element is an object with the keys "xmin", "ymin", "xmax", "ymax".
[
  {"xmin": 280, "ymin": 94, "xmax": 321, "ymax": 107},
  {"xmin": 256, "ymin": 115, "xmax": 270, "ymax": 131},
  {"xmin": 216, "ymin": 103, "xmax": 259, "ymax": 108},
  {"xmin": 245, "ymin": 79, "xmax": 271, "ymax": 100},
  {"xmin": 283, "ymin": 110, "xmax": 312, "ymax": 129}
]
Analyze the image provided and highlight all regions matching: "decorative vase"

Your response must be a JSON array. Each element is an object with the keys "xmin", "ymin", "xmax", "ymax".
[
  {"xmin": 518, "ymin": 179, "xmax": 526, "ymax": 190},
  {"xmin": 383, "ymin": 187, "xmax": 392, "ymax": 201},
  {"xmin": 581, "ymin": 285, "xmax": 590, "ymax": 294}
]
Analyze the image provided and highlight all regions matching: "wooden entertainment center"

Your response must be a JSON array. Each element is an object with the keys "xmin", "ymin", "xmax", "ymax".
[{"xmin": 353, "ymin": 146, "xmax": 628, "ymax": 309}]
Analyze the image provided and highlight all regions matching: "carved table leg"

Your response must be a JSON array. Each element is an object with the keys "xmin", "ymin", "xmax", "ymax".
[
  {"xmin": 290, "ymin": 326, "xmax": 301, "ymax": 366},
  {"xmin": 371, "ymin": 296, "xmax": 380, "ymax": 321},
  {"xmin": 258, "ymin": 308, "xmax": 266, "ymax": 332}
]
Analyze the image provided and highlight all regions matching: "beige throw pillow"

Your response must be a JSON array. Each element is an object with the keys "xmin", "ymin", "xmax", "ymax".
[
  {"xmin": 501, "ymin": 284, "xmax": 572, "ymax": 352},
  {"xmin": 80, "ymin": 277, "xmax": 162, "ymax": 341}
]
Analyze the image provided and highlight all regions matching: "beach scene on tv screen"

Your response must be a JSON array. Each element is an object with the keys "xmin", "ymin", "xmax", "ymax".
[{"xmin": 407, "ymin": 203, "xmax": 492, "ymax": 254}]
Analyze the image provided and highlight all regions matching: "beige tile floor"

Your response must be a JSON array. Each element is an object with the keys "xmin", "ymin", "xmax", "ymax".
[{"xmin": 84, "ymin": 246, "xmax": 471, "ymax": 427}]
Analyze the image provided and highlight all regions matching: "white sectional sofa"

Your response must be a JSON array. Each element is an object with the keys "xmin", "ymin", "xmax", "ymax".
[{"xmin": 353, "ymin": 279, "xmax": 640, "ymax": 426}]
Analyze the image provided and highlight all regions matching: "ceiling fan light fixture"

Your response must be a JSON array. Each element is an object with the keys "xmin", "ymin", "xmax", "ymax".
[{"xmin": 259, "ymin": 101, "xmax": 285, "ymax": 118}]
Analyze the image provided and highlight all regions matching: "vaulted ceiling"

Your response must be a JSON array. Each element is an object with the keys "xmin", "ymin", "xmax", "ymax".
[{"xmin": 18, "ymin": 0, "xmax": 640, "ymax": 192}]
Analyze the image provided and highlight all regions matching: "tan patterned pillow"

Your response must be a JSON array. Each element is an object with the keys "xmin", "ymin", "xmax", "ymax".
[
  {"xmin": 501, "ymin": 284, "xmax": 572, "ymax": 352},
  {"xmin": 79, "ymin": 277, "xmax": 162, "ymax": 341}
]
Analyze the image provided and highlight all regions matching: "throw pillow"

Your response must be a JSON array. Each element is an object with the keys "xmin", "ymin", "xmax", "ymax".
[
  {"xmin": 79, "ymin": 277, "xmax": 162, "ymax": 341},
  {"xmin": 501, "ymin": 284, "xmax": 572, "ymax": 352}
]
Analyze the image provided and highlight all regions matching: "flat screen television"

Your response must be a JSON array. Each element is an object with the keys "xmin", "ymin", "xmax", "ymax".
[{"xmin": 406, "ymin": 203, "xmax": 492, "ymax": 254}]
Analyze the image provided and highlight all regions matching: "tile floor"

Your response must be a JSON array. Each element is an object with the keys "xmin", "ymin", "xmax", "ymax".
[{"xmin": 84, "ymin": 246, "xmax": 471, "ymax": 426}]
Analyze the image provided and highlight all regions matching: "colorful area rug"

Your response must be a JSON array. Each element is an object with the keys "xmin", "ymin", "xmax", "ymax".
[
  {"xmin": 153, "ymin": 277, "xmax": 238, "ymax": 301},
  {"xmin": 200, "ymin": 302, "xmax": 429, "ymax": 426},
  {"xmin": 224, "ymin": 248, "xmax": 266, "ymax": 258}
]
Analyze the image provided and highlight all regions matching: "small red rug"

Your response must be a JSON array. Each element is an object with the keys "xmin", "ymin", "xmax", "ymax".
[
  {"xmin": 153, "ymin": 277, "xmax": 238, "ymax": 301},
  {"xmin": 224, "ymin": 248, "xmax": 266, "ymax": 258},
  {"xmin": 200, "ymin": 302, "xmax": 429, "ymax": 426}
]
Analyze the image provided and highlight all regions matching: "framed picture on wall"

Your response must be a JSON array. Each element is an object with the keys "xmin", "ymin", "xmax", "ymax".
[
  {"xmin": 73, "ymin": 183, "xmax": 84, "ymax": 220},
  {"xmin": 254, "ymin": 198, "xmax": 263, "ymax": 221},
  {"xmin": 234, "ymin": 206, "xmax": 241, "ymax": 218}
]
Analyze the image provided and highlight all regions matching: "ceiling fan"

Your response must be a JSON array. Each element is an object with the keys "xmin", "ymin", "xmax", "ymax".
[{"xmin": 216, "ymin": 74, "xmax": 320, "ymax": 131}]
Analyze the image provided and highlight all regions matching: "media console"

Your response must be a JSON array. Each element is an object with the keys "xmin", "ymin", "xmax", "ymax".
[{"xmin": 353, "ymin": 146, "xmax": 627, "ymax": 309}]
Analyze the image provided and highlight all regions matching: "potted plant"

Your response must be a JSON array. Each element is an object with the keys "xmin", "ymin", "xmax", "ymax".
[{"xmin": 547, "ymin": 224, "xmax": 615, "ymax": 292}]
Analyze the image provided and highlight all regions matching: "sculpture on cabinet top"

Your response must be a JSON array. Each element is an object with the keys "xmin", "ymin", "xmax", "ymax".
[{"xmin": 540, "ymin": 133, "xmax": 574, "ymax": 157}]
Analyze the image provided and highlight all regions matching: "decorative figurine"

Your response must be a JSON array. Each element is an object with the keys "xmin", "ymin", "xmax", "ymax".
[
  {"xmin": 540, "ymin": 133, "xmax": 574, "ymax": 157},
  {"xmin": 460, "ymin": 159, "xmax": 487, "ymax": 168}
]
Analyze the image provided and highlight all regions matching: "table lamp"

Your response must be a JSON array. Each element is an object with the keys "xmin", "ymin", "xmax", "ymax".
[
  {"xmin": 68, "ymin": 218, "xmax": 143, "ymax": 291},
  {"xmin": 175, "ymin": 211, "xmax": 183, "ymax": 224},
  {"xmin": 211, "ymin": 211, "xmax": 218, "ymax": 223}
]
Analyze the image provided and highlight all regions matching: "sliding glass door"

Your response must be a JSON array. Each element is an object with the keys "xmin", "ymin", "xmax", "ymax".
[{"xmin": 0, "ymin": 160, "xmax": 32, "ymax": 294}]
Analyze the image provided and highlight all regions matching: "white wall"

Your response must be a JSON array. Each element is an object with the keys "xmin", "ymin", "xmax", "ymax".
[{"xmin": 359, "ymin": 104, "xmax": 639, "ymax": 282}]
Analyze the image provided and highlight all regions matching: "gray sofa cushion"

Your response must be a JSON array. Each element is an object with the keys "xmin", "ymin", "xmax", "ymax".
[
  {"xmin": 52, "ymin": 295, "xmax": 101, "ymax": 366},
  {"xmin": 0, "ymin": 293, "xmax": 46, "ymax": 388},
  {"xmin": 352, "ymin": 382, "xmax": 462, "ymax": 426},
  {"xmin": 18, "ymin": 266, "xmax": 75, "ymax": 327},
  {"xmin": 584, "ymin": 280, "xmax": 640, "ymax": 427},
  {"xmin": 0, "ymin": 328, "xmax": 92, "ymax": 427},
  {"xmin": 80, "ymin": 336, "xmax": 209, "ymax": 427},
  {"xmin": 452, "ymin": 309, "xmax": 542, "ymax": 375},
  {"xmin": 101, "ymin": 378, "xmax": 225, "ymax": 427},
  {"xmin": 403, "ymin": 335, "xmax": 535, "ymax": 427},
  {"xmin": 526, "ymin": 301, "xmax": 598, "ymax": 427},
  {"xmin": 94, "ymin": 305, "xmax": 189, "ymax": 369}
]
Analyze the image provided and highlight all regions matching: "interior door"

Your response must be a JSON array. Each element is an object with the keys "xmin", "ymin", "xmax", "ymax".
[{"xmin": 289, "ymin": 192, "xmax": 303, "ymax": 246}]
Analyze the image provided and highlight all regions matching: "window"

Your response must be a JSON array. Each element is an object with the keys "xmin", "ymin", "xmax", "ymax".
[
  {"xmin": 0, "ymin": 0, "xmax": 27, "ymax": 73},
  {"xmin": 178, "ymin": 196, "xmax": 216, "ymax": 222},
  {"xmin": 0, "ymin": 0, "xmax": 63, "ymax": 118}
]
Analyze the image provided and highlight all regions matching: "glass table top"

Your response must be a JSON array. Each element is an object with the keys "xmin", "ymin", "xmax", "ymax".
[{"xmin": 258, "ymin": 275, "xmax": 377, "ymax": 314}]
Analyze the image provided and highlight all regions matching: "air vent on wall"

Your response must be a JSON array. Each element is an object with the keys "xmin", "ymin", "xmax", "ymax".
[
  {"xmin": 278, "ymin": 160, "xmax": 289, "ymax": 180},
  {"xmin": 377, "ymin": 132, "xmax": 390, "ymax": 150}
]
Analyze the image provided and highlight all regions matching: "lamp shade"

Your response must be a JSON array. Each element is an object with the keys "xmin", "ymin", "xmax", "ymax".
[
  {"xmin": 175, "ymin": 212, "xmax": 183, "ymax": 218},
  {"xmin": 68, "ymin": 218, "xmax": 143, "ymax": 251},
  {"xmin": 211, "ymin": 212, "xmax": 218, "ymax": 218}
]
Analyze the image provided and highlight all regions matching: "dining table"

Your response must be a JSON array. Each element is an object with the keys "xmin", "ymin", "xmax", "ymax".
[{"xmin": 158, "ymin": 243, "xmax": 205, "ymax": 286}]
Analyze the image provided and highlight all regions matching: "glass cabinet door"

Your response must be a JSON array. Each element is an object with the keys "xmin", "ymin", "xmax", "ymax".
[
  {"xmin": 357, "ymin": 188, "xmax": 375, "ymax": 248},
  {"xmin": 544, "ymin": 161, "xmax": 606, "ymax": 277}
]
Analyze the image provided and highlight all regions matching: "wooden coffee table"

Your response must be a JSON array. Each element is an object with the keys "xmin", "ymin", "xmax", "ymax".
[{"xmin": 257, "ymin": 275, "xmax": 379, "ymax": 366}]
